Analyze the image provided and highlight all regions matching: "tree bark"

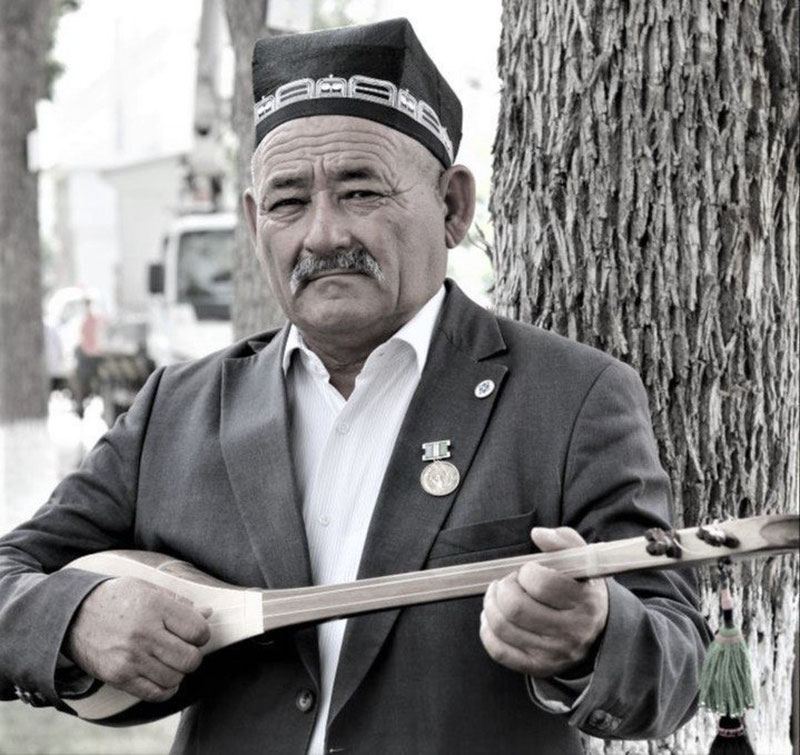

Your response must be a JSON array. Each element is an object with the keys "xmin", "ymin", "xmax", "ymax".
[
  {"xmin": 0, "ymin": 0, "xmax": 53, "ymax": 422},
  {"xmin": 492, "ymin": 0, "xmax": 798, "ymax": 753},
  {"xmin": 222, "ymin": 0, "xmax": 286, "ymax": 340}
]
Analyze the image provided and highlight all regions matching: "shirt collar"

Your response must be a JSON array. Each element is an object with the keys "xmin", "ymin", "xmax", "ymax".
[{"xmin": 282, "ymin": 285, "xmax": 446, "ymax": 376}]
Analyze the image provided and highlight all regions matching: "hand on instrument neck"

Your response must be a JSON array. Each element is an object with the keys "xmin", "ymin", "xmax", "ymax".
[{"xmin": 479, "ymin": 526, "xmax": 609, "ymax": 679}]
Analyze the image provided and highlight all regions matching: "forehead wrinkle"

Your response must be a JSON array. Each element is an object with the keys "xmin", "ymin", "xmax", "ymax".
[
  {"xmin": 258, "ymin": 148, "xmax": 400, "ymax": 195},
  {"xmin": 260, "ymin": 118, "xmax": 403, "ymax": 151},
  {"xmin": 258, "ymin": 150, "xmax": 393, "ymax": 192},
  {"xmin": 251, "ymin": 117, "xmax": 438, "ymax": 195},
  {"xmin": 262, "ymin": 135, "xmax": 401, "ymax": 168},
  {"xmin": 327, "ymin": 165, "xmax": 380, "ymax": 182},
  {"xmin": 254, "ymin": 119, "xmax": 403, "ymax": 173},
  {"xmin": 322, "ymin": 151, "xmax": 395, "ymax": 184},
  {"xmin": 265, "ymin": 170, "xmax": 312, "ymax": 192}
]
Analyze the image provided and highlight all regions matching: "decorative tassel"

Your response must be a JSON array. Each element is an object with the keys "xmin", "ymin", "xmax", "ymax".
[
  {"xmin": 700, "ymin": 580, "xmax": 756, "ymax": 754},
  {"xmin": 700, "ymin": 588, "xmax": 754, "ymax": 715}
]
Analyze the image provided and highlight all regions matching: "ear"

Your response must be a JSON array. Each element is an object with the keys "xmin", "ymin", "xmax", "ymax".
[
  {"xmin": 439, "ymin": 165, "xmax": 476, "ymax": 249},
  {"xmin": 242, "ymin": 188, "xmax": 259, "ymax": 248}
]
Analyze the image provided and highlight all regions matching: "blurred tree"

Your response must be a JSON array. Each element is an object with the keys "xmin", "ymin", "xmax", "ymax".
[
  {"xmin": 491, "ymin": 0, "xmax": 798, "ymax": 753},
  {"xmin": 0, "ymin": 0, "xmax": 56, "ymax": 422},
  {"xmin": 222, "ymin": 0, "xmax": 285, "ymax": 339}
]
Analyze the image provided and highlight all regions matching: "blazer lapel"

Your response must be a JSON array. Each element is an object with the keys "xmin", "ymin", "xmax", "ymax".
[
  {"xmin": 220, "ymin": 328, "xmax": 319, "ymax": 683},
  {"xmin": 329, "ymin": 283, "xmax": 509, "ymax": 722}
]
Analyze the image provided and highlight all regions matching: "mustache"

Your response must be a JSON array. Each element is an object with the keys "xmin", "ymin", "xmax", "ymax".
[{"xmin": 289, "ymin": 247, "xmax": 384, "ymax": 293}]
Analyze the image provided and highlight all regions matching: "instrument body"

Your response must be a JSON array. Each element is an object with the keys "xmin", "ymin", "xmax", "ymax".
[{"xmin": 59, "ymin": 514, "xmax": 798, "ymax": 723}]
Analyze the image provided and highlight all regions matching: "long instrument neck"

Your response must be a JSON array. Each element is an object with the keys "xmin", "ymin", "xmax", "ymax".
[
  {"xmin": 259, "ymin": 515, "xmax": 798, "ymax": 632},
  {"xmin": 260, "ymin": 531, "xmax": 693, "ymax": 630}
]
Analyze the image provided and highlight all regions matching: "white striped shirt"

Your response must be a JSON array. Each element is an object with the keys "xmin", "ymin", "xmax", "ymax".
[{"xmin": 283, "ymin": 287, "xmax": 445, "ymax": 755}]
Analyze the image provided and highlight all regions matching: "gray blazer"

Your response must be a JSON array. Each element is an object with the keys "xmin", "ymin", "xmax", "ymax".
[{"xmin": 0, "ymin": 282, "xmax": 708, "ymax": 754}]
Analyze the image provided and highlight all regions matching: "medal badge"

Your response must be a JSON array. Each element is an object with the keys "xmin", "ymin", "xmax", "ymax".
[{"xmin": 420, "ymin": 440, "xmax": 460, "ymax": 496}]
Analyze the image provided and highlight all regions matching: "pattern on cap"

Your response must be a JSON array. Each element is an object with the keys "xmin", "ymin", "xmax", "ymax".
[{"xmin": 254, "ymin": 74, "xmax": 454, "ymax": 164}]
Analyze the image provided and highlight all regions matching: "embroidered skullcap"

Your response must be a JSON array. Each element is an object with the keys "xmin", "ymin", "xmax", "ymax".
[{"xmin": 251, "ymin": 18, "xmax": 462, "ymax": 167}]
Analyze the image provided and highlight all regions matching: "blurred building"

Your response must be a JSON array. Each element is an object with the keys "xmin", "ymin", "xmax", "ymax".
[{"xmin": 36, "ymin": 0, "xmax": 225, "ymax": 317}]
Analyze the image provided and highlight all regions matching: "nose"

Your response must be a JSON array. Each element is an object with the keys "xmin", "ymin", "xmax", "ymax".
[{"xmin": 303, "ymin": 194, "xmax": 352, "ymax": 255}]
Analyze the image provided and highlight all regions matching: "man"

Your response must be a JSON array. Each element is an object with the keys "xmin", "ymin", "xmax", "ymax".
[
  {"xmin": 73, "ymin": 297, "xmax": 104, "ymax": 417},
  {"xmin": 0, "ymin": 19, "xmax": 708, "ymax": 754}
]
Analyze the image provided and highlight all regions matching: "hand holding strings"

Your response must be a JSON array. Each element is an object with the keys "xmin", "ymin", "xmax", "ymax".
[{"xmin": 479, "ymin": 527, "xmax": 609, "ymax": 678}]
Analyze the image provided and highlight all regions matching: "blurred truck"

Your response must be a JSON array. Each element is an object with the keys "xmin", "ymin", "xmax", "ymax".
[
  {"xmin": 95, "ymin": 212, "xmax": 235, "ymax": 425},
  {"xmin": 146, "ymin": 212, "xmax": 235, "ymax": 365}
]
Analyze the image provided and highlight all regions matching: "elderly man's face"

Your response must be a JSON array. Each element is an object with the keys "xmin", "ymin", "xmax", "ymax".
[{"xmin": 245, "ymin": 116, "xmax": 452, "ymax": 347}]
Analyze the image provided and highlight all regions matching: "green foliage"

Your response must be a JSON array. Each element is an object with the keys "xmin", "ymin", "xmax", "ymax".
[{"xmin": 41, "ymin": 0, "xmax": 80, "ymax": 100}]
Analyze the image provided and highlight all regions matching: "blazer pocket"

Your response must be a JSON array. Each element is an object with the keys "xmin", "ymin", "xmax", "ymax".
[{"xmin": 427, "ymin": 511, "xmax": 534, "ymax": 562}]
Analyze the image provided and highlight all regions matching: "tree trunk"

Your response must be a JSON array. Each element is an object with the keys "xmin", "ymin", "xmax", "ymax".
[
  {"xmin": 491, "ymin": 0, "xmax": 798, "ymax": 753},
  {"xmin": 0, "ymin": 0, "xmax": 53, "ymax": 422},
  {"xmin": 222, "ymin": 0, "xmax": 286, "ymax": 340}
]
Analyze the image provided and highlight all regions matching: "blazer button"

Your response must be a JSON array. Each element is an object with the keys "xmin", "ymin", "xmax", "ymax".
[
  {"xmin": 295, "ymin": 688, "xmax": 315, "ymax": 713},
  {"xmin": 14, "ymin": 686, "xmax": 45, "ymax": 707}
]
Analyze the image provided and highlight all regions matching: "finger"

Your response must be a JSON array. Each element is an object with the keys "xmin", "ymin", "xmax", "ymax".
[
  {"xmin": 514, "ymin": 572, "xmax": 610, "ymax": 661},
  {"xmin": 519, "ymin": 563, "xmax": 608, "ymax": 619},
  {"xmin": 479, "ymin": 612, "xmax": 540, "ymax": 676},
  {"xmin": 161, "ymin": 602, "xmax": 212, "ymax": 647},
  {"xmin": 151, "ymin": 633, "xmax": 205, "ymax": 675},
  {"xmin": 165, "ymin": 590, "xmax": 193, "ymax": 606},
  {"xmin": 486, "ymin": 576, "xmax": 563, "ymax": 635},
  {"xmin": 121, "ymin": 676, "xmax": 180, "ymax": 704},
  {"xmin": 480, "ymin": 607, "xmax": 594, "ymax": 678},
  {"xmin": 134, "ymin": 652, "xmax": 186, "ymax": 690},
  {"xmin": 165, "ymin": 593, "xmax": 213, "ymax": 619},
  {"xmin": 482, "ymin": 593, "xmax": 553, "ymax": 654},
  {"xmin": 514, "ymin": 562, "xmax": 587, "ymax": 610},
  {"xmin": 161, "ymin": 589, "xmax": 214, "ymax": 621},
  {"xmin": 531, "ymin": 526, "xmax": 586, "ymax": 552}
]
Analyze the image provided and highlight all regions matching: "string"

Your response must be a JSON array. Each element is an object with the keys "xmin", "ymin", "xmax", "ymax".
[
  {"xmin": 192, "ymin": 540, "xmax": 654, "ymax": 629},
  {"xmin": 259, "ymin": 538, "xmax": 659, "ymax": 602},
  {"xmin": 198, "ymin": 532, "xmax": 742, "ymax": 629},
  {"xmin": 259, "ymin": 553, "xmax": 666, "ymax": 623},
  {"xmin": 256, "ymin": 543, "xmax": 683, "ymax": 626}
]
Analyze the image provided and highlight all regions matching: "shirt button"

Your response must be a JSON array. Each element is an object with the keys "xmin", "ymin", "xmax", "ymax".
[
  {"xmin": 296, "ymin": 688, "xmax": 315, "ymax": 713},
  {"xmin": 318, "ymin": 515, "xmax": 331, "ymax": 527},
  {"xmin": 336, "ymin": 422, "xmax": 350, "ymax": 435}
]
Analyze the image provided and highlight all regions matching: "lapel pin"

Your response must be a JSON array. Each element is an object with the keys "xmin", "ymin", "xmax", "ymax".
[
  {"xmin": 420, "ymin": 439, "xmax": 460, "ymax": 496},
  {"xmin": 474, "ymin": 379, "xmax": 495, "ymax": 399}
]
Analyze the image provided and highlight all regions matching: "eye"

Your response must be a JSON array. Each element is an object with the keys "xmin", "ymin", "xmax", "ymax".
[
  {"xmin": 267, "ymin": 197, "xmax": 307, "ymax": 212},
  {"xmin": 344, "ymin": 189, "xmax": 382, "ymax": 200}
]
